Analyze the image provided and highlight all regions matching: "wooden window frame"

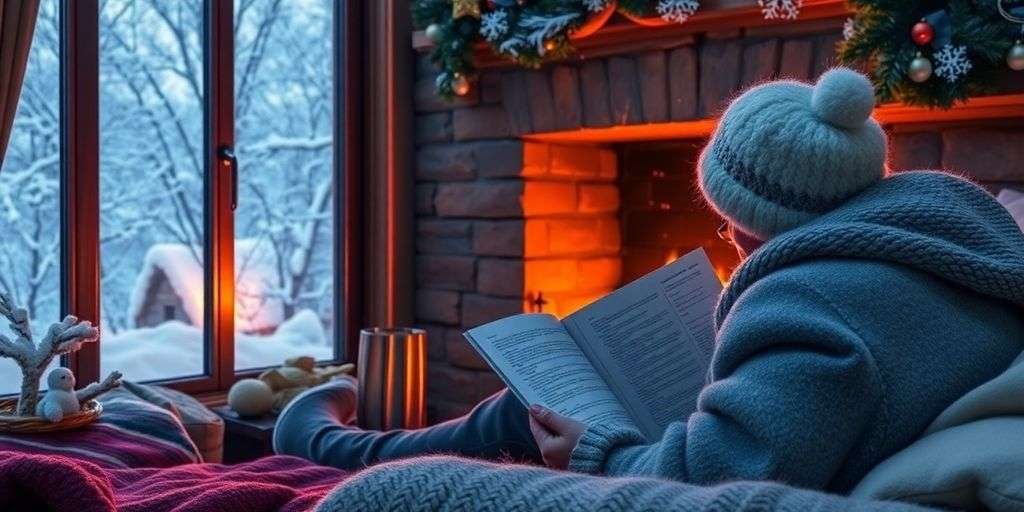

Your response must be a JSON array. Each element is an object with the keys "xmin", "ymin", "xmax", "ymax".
[{"xmin": 60, "ymin": 0, "xmax": 364, "ymax": 393}]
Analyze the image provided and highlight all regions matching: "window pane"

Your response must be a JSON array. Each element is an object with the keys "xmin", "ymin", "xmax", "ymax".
[
  {"xmin": 99, "ymin": 1, "xmax": 206, "ymax": 382},
  {"xmin": 233, "ymin": 0, "xmax": 335, "ymax": 370},
  {"xmin": 0, "ymin": 0, "xmax": 61, "ymax": 394}
]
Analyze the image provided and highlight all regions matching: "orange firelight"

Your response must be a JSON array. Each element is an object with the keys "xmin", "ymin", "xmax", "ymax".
[{"xmin": 666, "ymin": 248, "xmax": 732, "ymax": 284}]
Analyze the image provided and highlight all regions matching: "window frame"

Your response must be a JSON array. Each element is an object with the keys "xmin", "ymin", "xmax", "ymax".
[{"xmin": 59, "ymin": 0, "xmax": 363, "ymax": 394}]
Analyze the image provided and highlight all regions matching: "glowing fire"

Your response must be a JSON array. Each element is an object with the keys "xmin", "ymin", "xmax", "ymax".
[
  {"xmin": 664, "ymin": 249, "xmax": 679, "ymax": 264},
  {"xmin": 664, "ymin": 249, "xmax": 732, "ymax": 284},
  {"xmin": 713, "ymin": 264, "xmax": 732, "ymax": 285}
]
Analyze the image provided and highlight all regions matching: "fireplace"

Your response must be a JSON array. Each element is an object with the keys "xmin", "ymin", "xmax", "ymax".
[
  {"xmin": 412, "ymin": 11, "xmax": 1024, "ymax": 421},
  {"xmin": 619, "ymin": 141, "xmax": 738, "ymax": 284}
]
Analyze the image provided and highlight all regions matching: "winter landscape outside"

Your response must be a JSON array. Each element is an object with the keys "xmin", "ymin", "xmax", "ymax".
[{"xmin": 0, "ymin": 0, "xmax": 336, "ymax": 393}]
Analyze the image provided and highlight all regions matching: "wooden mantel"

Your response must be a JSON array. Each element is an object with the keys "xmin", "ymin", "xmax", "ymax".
[
  {"xmin": 525, "ymin": 94, "xmax": 1024, "ymax": 144},
  {"xmin": 412, "ymin": 0, "xmax": 850, "ymax": 66}
]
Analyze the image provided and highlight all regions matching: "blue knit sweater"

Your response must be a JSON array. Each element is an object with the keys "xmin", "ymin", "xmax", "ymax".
[{"xmin": 569, "ymin": 171, "xmax": 1024, "ymax": 493}]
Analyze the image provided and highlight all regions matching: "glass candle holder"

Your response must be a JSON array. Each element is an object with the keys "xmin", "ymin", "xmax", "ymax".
[{"xmin": 357, "ymin": 327, "xmax": 427, "ymax": 430}]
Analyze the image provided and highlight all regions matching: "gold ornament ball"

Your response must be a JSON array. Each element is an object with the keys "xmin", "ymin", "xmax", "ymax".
[
  {"xmin": 451, "ymin": 74, "xmax": 471, "ymax": 96},
  {"xmin": 425, "ymin": 23, "xmax": 444, "ymax": 43},
  {"xmin": 1008, "ymin": 42, "xmax": 1024, "ymax": 71},
  {"xmin": 908, "ymin": 55, "xmax": 933, "ymax": 83},
  {"xmin": 543, "ymin": 39, "xmax": 557, "ymax": 52}
]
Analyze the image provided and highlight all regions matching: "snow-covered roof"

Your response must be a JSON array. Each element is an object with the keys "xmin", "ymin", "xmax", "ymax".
[{"xmin": 128, "ymin": 239, "xmax": 285, "ymax": 332}]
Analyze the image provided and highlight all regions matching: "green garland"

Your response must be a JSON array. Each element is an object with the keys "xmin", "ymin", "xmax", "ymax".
[
  {"xmin": 412, "ymin": 0, "xmax": 697, "ymax": 98},
  {"xmin": 840, "ymin": 1, "xmax": 1018, "ymax": 108}
]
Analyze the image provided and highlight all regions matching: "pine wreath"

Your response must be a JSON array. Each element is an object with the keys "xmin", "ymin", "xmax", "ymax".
[
  {"xmin": 839, "ymin": 1, "xmax": 1017, "ymax": 109},
  {"xmin": 412, "ymin": 0, "xmax": 702, "ymax": 98}
]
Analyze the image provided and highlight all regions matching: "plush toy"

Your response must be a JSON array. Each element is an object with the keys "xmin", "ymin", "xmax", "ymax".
[
  {"xmin": 34, "ymin": 367, "xmax": 124, "ymax": 423},
  {"xmin": 227, "ymin": 378, "xmax": 275, "ymax": 417},
  {"xmin": 35, "ymin": 368, "xmax": 79, "ymax": 422},
  {"xmin": 258, "ymin": 356, "xmax": 354, "ymax": 414}
]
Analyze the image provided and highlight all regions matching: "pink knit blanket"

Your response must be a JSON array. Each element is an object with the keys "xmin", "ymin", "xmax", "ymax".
[{"xmin": 0, "ymin": 451, "xmax": 349, "ymax": 512}]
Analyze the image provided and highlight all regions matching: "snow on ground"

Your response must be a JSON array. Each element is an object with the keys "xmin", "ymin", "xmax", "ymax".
[{"xmin": 0, "ymin": 308, "xmax": 332, "ymax": 391}]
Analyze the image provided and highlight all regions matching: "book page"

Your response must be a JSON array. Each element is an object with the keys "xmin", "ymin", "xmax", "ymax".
[
  {"xmin": 464, "ymin": 313, "xmax": 639, "ymax": 432},
  {"xmin": 562, "ymin": 249, "xmax": 722, "ymax": 440}
]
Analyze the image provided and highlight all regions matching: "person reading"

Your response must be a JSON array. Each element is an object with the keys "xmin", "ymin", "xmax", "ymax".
[{"xmin": 273, "ymin": 68, "xmax": 1024, "ymax": 494}]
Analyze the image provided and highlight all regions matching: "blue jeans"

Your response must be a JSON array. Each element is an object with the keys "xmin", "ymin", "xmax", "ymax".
[{"xmin": 272, "ymin": 380, "xmax": 541, "ymax": 470}]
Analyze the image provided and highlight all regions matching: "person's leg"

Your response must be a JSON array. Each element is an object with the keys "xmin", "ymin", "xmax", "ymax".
[{"xmin": 272, "ymin": 378, "xmax": 540, "ymax": 470}]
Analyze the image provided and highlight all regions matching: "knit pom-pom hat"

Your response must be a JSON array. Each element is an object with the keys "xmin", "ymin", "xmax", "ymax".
[{"xmin": 698, "ymin": 67, "xmax": 887, "ymax": 240}]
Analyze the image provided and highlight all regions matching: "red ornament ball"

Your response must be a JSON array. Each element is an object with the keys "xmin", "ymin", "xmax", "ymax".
[{"xmin": 911, "ymin": 20, "xmax": 933, "ymax": 46}]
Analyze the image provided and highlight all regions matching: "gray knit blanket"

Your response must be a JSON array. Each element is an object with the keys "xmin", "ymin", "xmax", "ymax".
[{"xmin": 315, "ymin": 456, "xmax": 934, "ymax": 512}]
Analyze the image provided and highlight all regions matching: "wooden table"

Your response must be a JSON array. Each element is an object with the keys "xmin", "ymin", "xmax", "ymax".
[{"xmin": 212, "ymin": 406, "xmax": 277, "ymax": 463}]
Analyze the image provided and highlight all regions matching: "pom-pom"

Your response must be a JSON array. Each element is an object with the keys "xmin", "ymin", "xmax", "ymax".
[
  {"xmin": 228, "ymin": 378, "xmax": 274, "ymax": 417},
  {"xmin": 811, "ymin": 68, "xmax": 875, "ymax": 129}
]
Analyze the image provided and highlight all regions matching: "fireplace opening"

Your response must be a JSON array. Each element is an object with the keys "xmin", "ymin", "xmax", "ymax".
[
  {"xmin": 618, "ymin": 140, "xmax": 740, "ymax": 286},
  {"xmin": 514, "ymin": 139, "xmax": 740, "ymax": 324}
]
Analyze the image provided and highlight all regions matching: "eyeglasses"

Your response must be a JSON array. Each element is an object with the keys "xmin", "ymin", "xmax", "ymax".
[{"xmin": 717, "ymin": 222, "xmax": 733, "ymax": 243}]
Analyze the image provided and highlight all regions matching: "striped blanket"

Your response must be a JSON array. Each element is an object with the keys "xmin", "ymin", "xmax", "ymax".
[{"xmin": 0, "ymin": 390, "xmax": 200, "ymax": 468}]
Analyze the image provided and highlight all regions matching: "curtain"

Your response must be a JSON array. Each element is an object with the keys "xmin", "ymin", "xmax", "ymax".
[{"xmin": 0, "ymin": 0, "xmax": 40, "ymax": 170}]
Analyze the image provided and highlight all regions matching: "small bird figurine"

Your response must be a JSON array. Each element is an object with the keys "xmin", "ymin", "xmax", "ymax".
[{"xmin": 36, "ymin": 368, "xmax": 80, "ymax": 422}]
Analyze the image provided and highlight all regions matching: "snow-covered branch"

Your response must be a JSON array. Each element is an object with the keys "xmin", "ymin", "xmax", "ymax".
[
  {"xmin": 243, "ymin": 134, "xmax": 332, "ymax": 154},
  {"xmin": 519, "ymin": 13, "xmax": 579, "ymax": 55}
]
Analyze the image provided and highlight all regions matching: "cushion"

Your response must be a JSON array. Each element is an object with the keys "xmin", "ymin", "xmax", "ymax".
[
  {"xmin": 852, "ymin": 417, "xmax": 1024, "ymax": 511},
  {"xmin": 117, "ymin": 381, "xmax": 225, "ymax": 463},
  {"xmin": 852, "ymin": 352, "xmax": 1024, "ymax": 511}
]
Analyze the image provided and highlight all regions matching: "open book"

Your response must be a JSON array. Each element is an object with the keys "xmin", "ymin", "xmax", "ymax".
[{"xmin": 464, "ymin": 248, "xmax": 723, "ymax": 441}]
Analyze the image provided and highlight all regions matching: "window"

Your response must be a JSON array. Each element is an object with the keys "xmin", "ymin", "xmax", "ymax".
[
  {"xmin": 0, "ymin": 0, "xmax": 60, "ymax": 394},
  {"xmin": 0, "ymin": 1, "xmax": 359, "ymax": 394},
  {"xmin": 233, "ymin": 0, "xmax": 336, "ymax": 370},
  {"xmin": 99, "ymin": 1, "xmax": 207, "ymax": 382}
]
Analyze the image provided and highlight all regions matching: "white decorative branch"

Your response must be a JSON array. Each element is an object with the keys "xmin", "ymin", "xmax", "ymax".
[
  {"xmin": 0, "ymin": 293, "xmax": 101, "ymax": 415},
  {"xmin": 76, "ymin": 371, "xmax": 124, "ymax": 404}
]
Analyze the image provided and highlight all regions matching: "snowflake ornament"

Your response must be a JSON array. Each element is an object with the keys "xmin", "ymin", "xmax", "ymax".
[
  {"xmin": 657, "ymin": 0, "xmax": 700, "ymax": 24},
  {"xmin": 758, "ymin": 0, "xmax": 802, "ymax": 20},
  {"xmin": 582, "ymin": 0, "xmax": 609, "ymax": 13},
  {"xmin": 933, "ymin": 44, "xmax": 972, "ymax": 82},
  {"xmin": 480, "ymin": 9, "xmax": 510, "ymax": 42},
  {"xmin": 843, "ymin": 17, "xmax": 856, "ymax": 41}
]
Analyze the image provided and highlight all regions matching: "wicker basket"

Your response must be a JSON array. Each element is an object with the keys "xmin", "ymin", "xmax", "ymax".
[{"xmin": 0, "ymin": 398, "xmax": 102, "ymax": 434}]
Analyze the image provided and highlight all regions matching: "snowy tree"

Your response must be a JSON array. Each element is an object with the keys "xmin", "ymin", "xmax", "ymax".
[
  {"xmin": 1, "ymin": 0, "xmax": 337, "ymax": 386},
  {"xmin": 0, "ymin": 1, "xmax": 61, "ymax": 324},
  {"xmin": 93, "ymin": 0, "xmax": 336, "ymax": 338}
]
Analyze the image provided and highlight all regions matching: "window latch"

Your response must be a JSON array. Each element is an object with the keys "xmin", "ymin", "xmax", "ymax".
[{"xmin": 218, "ymin": 145, "xmax": 238, "ymax": 211}]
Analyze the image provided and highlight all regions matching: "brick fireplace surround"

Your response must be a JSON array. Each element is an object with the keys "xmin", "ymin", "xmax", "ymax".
[{"xmin": 412, "ymin": 16, "xmax": 1024, "ymax": 421}]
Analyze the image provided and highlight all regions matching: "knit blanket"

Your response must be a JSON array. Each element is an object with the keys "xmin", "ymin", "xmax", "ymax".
[
  {"xmin": 315, "ymin": 456, "xmax": 936, "ymax": 512},
  {"xmin": 0, "ymin": 451, "xmax": 347, "ymax": 512}
]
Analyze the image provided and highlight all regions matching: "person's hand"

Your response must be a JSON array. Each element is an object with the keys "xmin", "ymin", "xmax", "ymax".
[{"xmin": 528, "ymin": 404, "xmax": 586, "ymax": 469}]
